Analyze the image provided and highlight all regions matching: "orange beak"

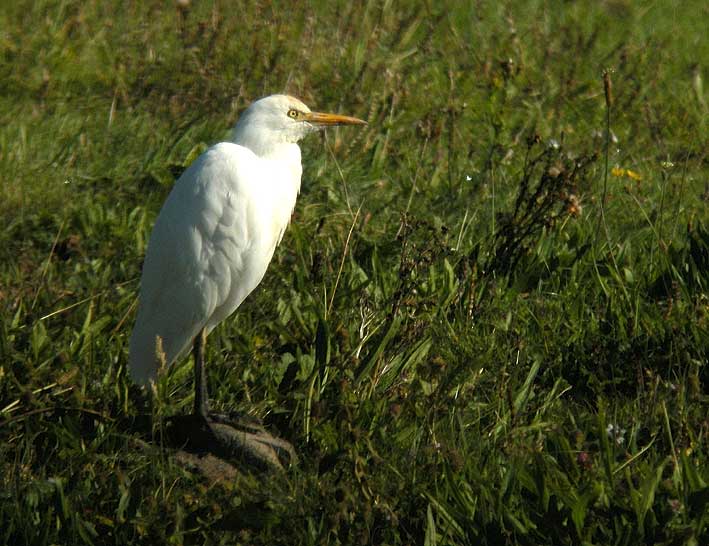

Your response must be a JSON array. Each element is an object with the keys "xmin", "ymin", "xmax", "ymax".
[{"xmin": 302, "ymin": 111, "xmax": 367, "ymax": 127}]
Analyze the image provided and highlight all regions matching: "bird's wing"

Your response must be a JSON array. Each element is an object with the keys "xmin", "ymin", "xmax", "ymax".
[{"xmin": 128, "ymin": 143, "xmax": 257, "ymax": 384}]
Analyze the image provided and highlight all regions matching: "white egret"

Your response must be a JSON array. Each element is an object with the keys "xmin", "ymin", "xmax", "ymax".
[{"xmin": 128, "ymin": 94, "xmax": 365, "ymax": 467}]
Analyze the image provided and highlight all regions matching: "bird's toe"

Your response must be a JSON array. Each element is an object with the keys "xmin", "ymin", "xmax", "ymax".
[{"xmin": 166, "ymin": 413, "xmax": 296, "ymax": 472}]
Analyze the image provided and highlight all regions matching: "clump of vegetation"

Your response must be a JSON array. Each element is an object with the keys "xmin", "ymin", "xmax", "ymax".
[{"xmin": 483, "ymin": 136, "xmax": 594, "ymax": 277}]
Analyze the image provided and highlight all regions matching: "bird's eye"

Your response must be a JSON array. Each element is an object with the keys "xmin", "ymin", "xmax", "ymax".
[{"xmin": 287, "ymin": 109, "xmax": 299, "ymax": 119}]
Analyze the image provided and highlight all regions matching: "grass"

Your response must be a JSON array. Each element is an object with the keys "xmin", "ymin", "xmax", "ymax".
[{"xmin": 1, "ymin": 0, "xmax": 708, "ymax": 544}]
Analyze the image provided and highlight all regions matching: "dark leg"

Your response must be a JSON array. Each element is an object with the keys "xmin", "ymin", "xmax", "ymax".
[{"xmin": 193, "ymin": 328, "xmax": 208, "ymax": 418}]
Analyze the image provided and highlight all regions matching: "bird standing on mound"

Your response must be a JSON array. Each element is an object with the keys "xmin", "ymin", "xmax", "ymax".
[{"xmin": 128, "ymin": 94, "xmax": 366, "ymax": 470}]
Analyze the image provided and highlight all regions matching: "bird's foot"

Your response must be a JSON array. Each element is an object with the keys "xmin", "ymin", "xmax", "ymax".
[{"xmin": 166, "ymin": 413, "xmax": 297, "ymax": 472}]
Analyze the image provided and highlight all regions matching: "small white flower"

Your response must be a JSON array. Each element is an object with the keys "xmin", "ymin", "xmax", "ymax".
[{"xmin": 606, "ymin": 423, "xmax": 626, "ymax": 446}]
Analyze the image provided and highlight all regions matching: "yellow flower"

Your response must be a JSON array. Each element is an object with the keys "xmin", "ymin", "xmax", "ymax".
[
  {"xmin": 625, "ymin": 169, "xmax": 642, "ymax": 180},
  {"xmin": 611, "ymin": 166, "xmax": 643, "ymax": 181},
  {"xmin": 611, "ymin": 166, "xmax": 625, "ymax": 177}
]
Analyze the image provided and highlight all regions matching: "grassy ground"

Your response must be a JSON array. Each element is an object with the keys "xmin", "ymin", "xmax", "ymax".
[{"xmin": 1, "ymin": 0, "xmax": 708, "ymax": 544}]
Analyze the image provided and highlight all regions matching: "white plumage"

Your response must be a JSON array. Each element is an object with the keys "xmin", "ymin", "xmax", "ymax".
[{"xmin": 128, "ymin": 94, "xmax": 365, "ymax": 389}]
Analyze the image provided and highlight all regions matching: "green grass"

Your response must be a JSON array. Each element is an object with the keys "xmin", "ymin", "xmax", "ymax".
[{"xmin": 1, "ymin": 0, "xmax": 708, "ymax": 544}]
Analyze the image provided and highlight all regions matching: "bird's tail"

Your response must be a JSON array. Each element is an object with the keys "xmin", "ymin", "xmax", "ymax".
[
  {"xmin": 128, "ymin": 314, "xmax": 199, "ymax": 386},
  {"xmin": 128, "ymin": 325, "xmax": 165, "ymax": 386}
]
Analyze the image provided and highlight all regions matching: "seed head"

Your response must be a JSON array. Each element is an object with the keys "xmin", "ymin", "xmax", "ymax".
[{"xmin": 603, "ymin": 69, "xmax": 614, "ymax": 109}]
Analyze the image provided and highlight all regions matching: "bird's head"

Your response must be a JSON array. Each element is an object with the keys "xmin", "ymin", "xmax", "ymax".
[{"xmin": 231, "ymin": 94, "xmax": 366, "ymax": 156}]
